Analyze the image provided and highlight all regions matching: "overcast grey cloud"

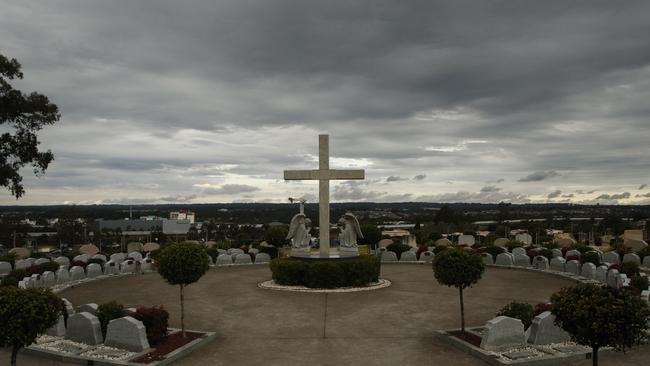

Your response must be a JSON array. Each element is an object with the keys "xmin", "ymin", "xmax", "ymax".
[{"xmin": 1, "ymin": 0, "xmax": 650, "ymax": 205}]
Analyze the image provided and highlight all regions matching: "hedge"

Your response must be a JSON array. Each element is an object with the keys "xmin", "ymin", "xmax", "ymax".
[{"xmin": 270, "ymin": 255, "xmax": 380, "ymax": 289}]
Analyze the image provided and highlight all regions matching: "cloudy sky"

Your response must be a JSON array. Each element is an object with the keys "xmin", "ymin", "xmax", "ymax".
[{"xmin": 2, "ymin": 1, "xmax": 650, "ymax": 205}]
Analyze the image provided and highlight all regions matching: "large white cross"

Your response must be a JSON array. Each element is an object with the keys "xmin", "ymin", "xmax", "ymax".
[{"xmin": 284, "ymin": 134, "xmax": 365, "ymax": 257}]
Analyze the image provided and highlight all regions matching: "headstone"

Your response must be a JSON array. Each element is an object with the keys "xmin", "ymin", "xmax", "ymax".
[
  {"xmin": 495, "ymin": 253, "xmax": 514, "ymax": 266},
  {"xmin": 0, "ymin": 261, "xmax": 11, "ymax": 275},
  {"xmin": 14, "ymin": 259, "xmax": 29, "ymax": 270},
  {"xmin": 142, "ymin": 242, "xmax": 160, "ymax": 252},
  {"xmin": 458, "ymin": 235, "xmax": 475, "ymax": 246},
  {"xmin": 551, "ymin": 249, "xmax": 563, "ymax": 258},
  {"xmin": 565, "ymin": 249, "xmax": 581, "ymax": 259},
  {"xmin": 623, "ymin": 253, "xmax": 641, "ymax": 265},
  {"xmin": 104, "ymin": 317, "xmax": 150, "ymax": 352},
  {"xmin": 255, "ymin": 252, "xmax": 272, "ymax": 264},
  {"xmin": 34, "ymin": 258, "xmax": 51, "ymax": 266},
  {"xmin": 46, "ymin": 315, "xmax": 67, "ymax": 337},
  {"xmin": 54, "ymin": 256, "xmax": 71, "ymax": 269},
  {"xmin": 532, "ymin": 256, "xmax": 549, "ymax": 270},
  {"xmin": 435, "ymin": 238, "xmax": 452, "ymax": 247},
  {"xmin": 42, "ymin": 271, "xmax": 56, "ymax": 288},
  {"xmin": 70, "ymin": 266, "xmax": 86, "ymax": 281},
  {"xmin": 24, "ymin": 258, "xmax": 36, "ymax": 267},
  {"xmin": 565, "ymin": 260, "xmax": 580, "ymax": 274},
  {"xmin": 104, "ymin": 261, "xmax": 119, "ymax": 275},
  {"xmin": 643, "ymin": 256, "xmax": 650, "ymax": 268},
  {"xmin": 616, "ymin": 273, "xmax": 628, "ymax": 289},
  {"xmin": 550, "ymin": 257, "xmax": 566, "ymax": 272},
  {"xmin": 580, "ymin": 263, "xmax": 597, "ymax": 279},
  {"xmin": 127, "ymin": 242, "xmax": 143, "ymax": 253},
  {"xmin": 217, "ymin": 248, "xmax": 227, "ymax": 256},
  {"xmin": 399, "ymin": 251, "xmax": 417, "ymax": 262},
  {"xmin": 607, "ymin": 269, "xmax": 620, "ymax": 288},
  {"xmin": 248, "ymin": 248, "xmax": 259, "ymax": 255},
  {"xmin": 79, "ymin": 244, "xmax": 100, "ymax": 255},
  {"xmin": 228, "ymin": 248, "xmax": 244, "ymax": 255},
  {"xmin": 514, "ymin": 254, "xmax": 531, "ymax": 268},
  {"xmin": 602, "ymin": 251, "xmax": 620, "ymax": 265},
  {"xmin": 91, "ymin": 254, "xmax": 107, "ymax": 262},
  {"xmin": 76, "ymin": 303, "xmax": 98, "ymax": 315},
  {"xmin": 86, "ymin": 263, "xmax": 102, "ymax": 278},
  {"xmin": 56, "ymin": 268, "xmax": 70, "ymax": 284},
  {"xmin": 9, "ymin": 247, "xmax": 30, "ymax": 259},
  {"xmin": 512, "ymin": 247, "xmax": 527, "ymax": 257},
  {"xmin": 624, "ymin": 239, "xmax": 648, "ymax": 253},
  {"xmin": 120, "ymin": 260, "xmax": 136, "ymax": 273},
  {"xmin": 480, "ymin": 316, "xmax": 526, "ymax": 351},
  {"xmin": 62, "ymin": 298, "xmax": 75, "ymax": 315},
  {"xmin": 380, "ymin": 251, "xmax": 398, "ymax": 262},
  {"xmin": 110, "ymin": 253, "xmax": 126, "ymax": 263},
  {"xmin": 595, "ymin": 265, "xmax": 608, "ymax": 283},
  {"xmin": 641, "ymin": 290, "xmax": 650, "ymax": 304},
  {"xmin": 515, "ymin": 233, "xmax": 533, "ymax": 245},
  {"xmin": 216, "ymin": 254, "xmax": 233, "ymax": 265},
  {"xmin": 30, "ymin": 274, "xmax": 43, "ymax": 288},
  {"xmin": 494, "ymin": 238, "xmax": 509, "ymax": 247},
  {"xmin": 128, "ymin": 251, "xmax": 143, "ymax": 262},
  {"xmin": 527, "ymin": 311, "xmax": 570, "ymax": 345},
  {"xmin": 66, "ymin": 312, "xmax": 103, "ymax": 345},
  {"xmin": 141, "ymin": 258, "xmax": 155, "ymax": 272},
  {"xmin": 234, "ymin": 253, "xmax": 252, "ymax": 264},
  {"xmin": 420, "ymin": 251, "xmax": 434, "ymax": 263},
  {"xmin": 73, "ymin": 254, "xmax": 90, "ymax": 263},
  {"xmin": 481, "ymin": 253, "xmax": 494, "ymax": 265}
]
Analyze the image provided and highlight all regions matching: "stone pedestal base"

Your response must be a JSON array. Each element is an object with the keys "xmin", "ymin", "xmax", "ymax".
[
  {"xmin": 291, "ymin": 247, "xmax": 312, "ymax": 258},
  {"xmin": 338, "ymin": 247, "xmax": 359, "ymax": 257}
]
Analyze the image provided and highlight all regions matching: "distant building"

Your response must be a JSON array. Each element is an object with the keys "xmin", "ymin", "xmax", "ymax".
[
  {"xmin": 170, "ymin": 210, "xmax": 195, "ymax": 224},
  {"xmin": 381, "ymin": 228, "xmax": 417, "ymax": 247}
]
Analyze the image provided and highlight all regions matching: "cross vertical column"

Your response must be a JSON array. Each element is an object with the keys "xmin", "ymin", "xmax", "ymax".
[{"xmin": 318, "ymin": 134, "xmax": 330, "ymax": 258}]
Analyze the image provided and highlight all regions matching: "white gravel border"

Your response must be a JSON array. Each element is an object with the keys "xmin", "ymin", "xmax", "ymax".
[{"xmin": 258, "ymin": 279, "xmax": 391, "ymax": 293}]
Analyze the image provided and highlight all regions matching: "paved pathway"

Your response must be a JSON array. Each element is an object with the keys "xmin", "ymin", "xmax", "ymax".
[{"xmin": 2, "ymin": 264, "xmax": 648, "ymax": 365}]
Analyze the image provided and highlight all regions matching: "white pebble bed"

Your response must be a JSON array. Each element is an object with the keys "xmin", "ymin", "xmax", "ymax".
[
  {"xmin": 79, "ymin": 345, "xmax": 136, "ymax": 360},
  {"xmin": 31, "ymin": 335, "xmax": 135, "ymax": 360},
  {"xmin": 258, "ymin": 279, "xmax": 391, "ymax": 293},
  {"xmin": 32, "ymin": 337, "xmax": 92, "ymax": 354},
  {"xmin": 486, "ymin": 341, "xmax": 588, "ymax": 361}
]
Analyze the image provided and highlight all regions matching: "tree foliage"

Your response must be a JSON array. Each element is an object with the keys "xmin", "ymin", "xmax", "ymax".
[
  {"xmin": 551, "ymin": 283, "xmax": 650, "ymax": 366},
  {"xmin": 0, "ymin": 54, "xmax": 59, "ymax": 198},
  {"xmin": 264, "ymin": 225, "xmax": 289, "ymax": 247},
  {"xmin": 0, "ymin": 288, "xmax": 62, "ymax": 366}
]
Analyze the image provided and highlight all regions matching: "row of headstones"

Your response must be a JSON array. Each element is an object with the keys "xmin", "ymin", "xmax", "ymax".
[
  {"xmin": 16, "ymin": 259, "xmax": 155, "ymax": 289},
  {"xmin": 0, "ymin": 251, "xmax": 152, "ymax": 276},
  {"xmin": 480, "ymin": 313, "xmax": 569, "ymax": 351},
  {"xmin": 377, "ymin": 248, "xmax": 435, "ymax": 263},
  {"xmin": 47, "ymin": 299, "xmax": 150, "ymax": 352},
  {"xmin": 501, "ymin": 246, "xmax": 650, "ymax": 268},
  {"xmin": 214, "ymin": 251, "xmax": 271, "ymax": 265},
  {"xmin": 488, "ymin": 252, "xmax": 650, "ymax": 294}
]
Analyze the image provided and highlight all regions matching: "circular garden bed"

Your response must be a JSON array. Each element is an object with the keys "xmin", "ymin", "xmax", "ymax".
[{"xmin": 269, "ymin": 255, "xmax": 381, "ymax": 289}]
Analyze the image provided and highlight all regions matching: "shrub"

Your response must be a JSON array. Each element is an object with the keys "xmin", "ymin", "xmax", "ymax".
[
  {"xmin": 571, "ymin": 245, "xmax": 591, "ymax": 254},
  {"xmin": 581, "ymin": 251, "xmax": 601, "ymax": 266},
  {"xmin": 483, "ymin": 245, "xmax": 506, "ymax": 260},
  {"xmin": 497, "ymin": 302, "xmax": 534, "ymax": 329},
  {"xmin": 537, "ymin": 248, "xmax": 553, "ymax": 260},
  {"xmin": 534, "ymin": 302, "xmax": 553, "ymax": 316},
  {"xmin": 636, "ymin": 246, "xmax": 650, "ymax": 259},
  {"xmin": 0, "ymin": 252, "xmax": 17, "ymax": 267},
  {"xmin": 432, "ymin": 245, "xmax": 449, "ymax": 255},
  {"xmin": 70, "ymin": 260, "xmax": 87, "ymax": 269},
  {"xmin": 630, "ymin": 276, "xmax": 649, "ymax": 292},
  {"xmin": 131, "ymin": 306, "xmax": 169, "ymax": 345},
  {"xmin": 96, "ymin": 301, "xmax": 125, "ymax": 337},
  {"xmin": 620, "ymin": 261, "xmax": 640, "ymax": 277},
  {"xmin": 0, "ymin": 288, "xmax": 62, "ymax": 366},
  {"xmin": 386, "ymin": 243, "xmax": 412, "ymax": 260},
  {"xmin": 269, "ymin": 256, "xmax": 380, "ymax": 288},
  {"xmin": 552, "ymin": 283, "xmax": 650, "ymax": 366},
  {"xmin": 205, "ymin": 247, "xmax": 220, "ymax": 262},
  {"xmin": 566, "ymin": 255, "xmax": 580, "ymax": 262},
  {"xmin": 0, "ymin": 275, "xmax": 19, "ymax": 287}
]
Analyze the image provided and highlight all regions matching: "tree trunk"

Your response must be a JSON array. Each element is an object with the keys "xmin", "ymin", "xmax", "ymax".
[
  {"xmin": 11, "ymin": 345, "xmax": 19, "ymax": 366},
  {"xmin": 592, "ymin": 344, "xmax": 599, "ymax": 366},
  {"xmin": 180, "ymin": 284, "xmax": 186, "ymax": 338},
  {"xmin": 459, "ymin": 287, "xmax": 465, "ymax": 334}
]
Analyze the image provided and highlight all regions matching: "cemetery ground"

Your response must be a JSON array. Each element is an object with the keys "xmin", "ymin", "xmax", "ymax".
[{"xmin": 2, "ymin": 265, "xmax": 650, "ymax": 366}]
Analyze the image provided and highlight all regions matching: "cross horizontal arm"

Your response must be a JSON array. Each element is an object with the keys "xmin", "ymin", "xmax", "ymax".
[{"xmin": 284, "ymin": 169, "xmax": 365, "ymax": 181}]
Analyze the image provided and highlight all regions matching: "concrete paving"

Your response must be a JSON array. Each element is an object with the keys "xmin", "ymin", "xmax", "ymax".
[{"xmin": 2, "ymin": 264, "xmax": 649, "ymax": 365}]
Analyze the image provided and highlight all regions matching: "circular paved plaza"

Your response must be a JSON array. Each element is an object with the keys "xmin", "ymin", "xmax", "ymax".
[{"xmin": 3, "ymin": 264, "xmax": 650, "ymax": 365}]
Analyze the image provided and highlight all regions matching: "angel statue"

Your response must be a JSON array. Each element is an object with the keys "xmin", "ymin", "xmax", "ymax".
[
  {"xmin": 287, "ymin": 213, "xmax": 312, "ymax": 257},
  {"xmin": 338, "ymin": 212, "xmax": 363, "ymax": 257}
]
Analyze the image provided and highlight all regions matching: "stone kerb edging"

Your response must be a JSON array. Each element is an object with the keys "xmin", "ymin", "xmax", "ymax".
[
  {"xmin": 50, "ymin": 272, "xmax": 137, "ymax": 294},
  {"xmin": 24, "ymin": 329, "xmax": 217, "ymax": 366},
  {"xmin": 258, "ymin": 279, "xmax": 392, "ymax": 293},
  {"xmin": 485, "ymin": 264, "xmax": 597, "ymax": 284}
]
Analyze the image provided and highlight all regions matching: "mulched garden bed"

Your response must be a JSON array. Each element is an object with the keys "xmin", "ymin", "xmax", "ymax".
[
  {"xmin": 133, "ymin": 331, "xmax": 205, "ymax": 364},
  {"xmin": 448, "ymin": 330, "xmax": 482, "ymax": 347}
]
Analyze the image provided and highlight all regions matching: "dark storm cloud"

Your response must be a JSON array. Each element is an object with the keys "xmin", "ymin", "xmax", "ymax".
[
  {"xmin": 640, "ymin": 184, "xmax": 648, "ymax": 190},
  {"xmin": 547, "ymin": 190, "xmax": 562, "ymax": 199},
  {"xmin": 386, "ymin": 176, "xmax": 406, "ymax": 182},
  {"xmin": 480, "ymin": 185, "xmax": 501, "ymax": 193},
  {"xmin": 518, "ymin": 171, "xmax": 560, "ymax": 182},
  {"xmin": 2, "ymin": 1, "xmax": 650, "ymax": 204}
]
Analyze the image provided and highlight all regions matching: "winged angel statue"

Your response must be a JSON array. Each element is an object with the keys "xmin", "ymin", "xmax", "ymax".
[
  {"xmin": 287, "ymin": 213, "xmax": 312, "ymax": 252},
  {"xmin": 338, "ymin": 212, "xmax": 363, "ymax": 249}
]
